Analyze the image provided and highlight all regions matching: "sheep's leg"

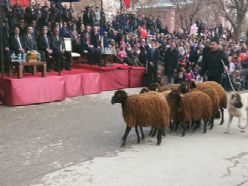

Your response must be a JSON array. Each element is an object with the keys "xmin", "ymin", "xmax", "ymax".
[
  {"xmin": 220, "ymin": 107, "xmax": 224, "ymax": 125},
  {"xmin": 152, "ymin": 128, "xmax": 158, "ymax": 137},
  {"xmin": 203, "ymin": 120, "xmax": 207, "ymax": 133},
  {"xmin": 139, "ymin": 127, "xmax": 145, "ymax": 140},
  {"xmin": 169, "ymin": 121, "xmax": 174, "ymax": 131},
  {"xmin": 174, "ymin": 121, "xmax": 180, "ymax": 132},
  {"xmin": 225, "ymin": 115, "xmax": 233, "ymax": 134},
  {"xmin": 156, "ymin": 128, "xmax": 163, "ymax": 146},
  {"xmin": 135, "ymin": 126, "xmax": 140, "ymax": 144},
  {"xmin": 149, "ymin": 127, "xmax": 154, "ymax": 136},
  {"xmin": 122, "ymin": 126, "xmax": 131, "ymax": 147},
  {"xmin": 162, "ymin": 128, "xmax": 166, "ymax": 137},
  {"xmin": 190, "ymin": 120, "xmax": 194, "ymax": 129},
  {"xmin": 181, "ymin": 121, "xmax": 186, "ymax": 137},
  {"xmin": 193, "ymin": 120, "xmax": 200, "ymax": 131},
  {"xmin": 209, "ymin": 117, "xmax": 214, "ymax": 129}
]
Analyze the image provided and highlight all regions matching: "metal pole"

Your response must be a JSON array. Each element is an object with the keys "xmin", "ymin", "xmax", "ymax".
[
  {"xmin": 120, "ymin": 0, "xmax": 123, "ymax": 13},
  {"xmin": 0, "ymin": 2, "xmax": 4, "ymax": 78},
  {"xmin": 58, "ymin": 0, "xmax": 62, "ymax": 76}
]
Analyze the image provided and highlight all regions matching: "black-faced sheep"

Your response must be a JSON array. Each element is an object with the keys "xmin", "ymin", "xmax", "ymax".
[
  {"xmin": 168, "ymin": 90, "xmax": 213, "ymax": 136},
  {"xmin": 111, "ymin": 90, "xmax": 170, "ymax": 146}
]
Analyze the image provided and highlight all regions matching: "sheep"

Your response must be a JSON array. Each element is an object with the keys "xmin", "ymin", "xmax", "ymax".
[
  {"xmin": 167, "ymin": 90, "xmax": 213, "ymax": 136},
  {"xmin": 139, "ymin": 88, "xmax": 171, "ymax": 137},
  {"xmin": 111, "ymin": 90, "xmax": 170, "ymax": 146},
  {"xmin": 186, "ymin": 80, "xmax": 227, "ymax": 125},
  {"xmin": 178, "ymin": 82, "xmax": 220, "ymax": 130},
  {"xmin": 148, "ymin": 82, "xmax": 180, "ymax": 92}
]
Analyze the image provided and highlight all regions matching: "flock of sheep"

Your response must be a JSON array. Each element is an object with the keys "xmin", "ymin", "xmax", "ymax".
[{"xmin": 111, "ymin": 81, "xmax": 247, "ymax": 147}]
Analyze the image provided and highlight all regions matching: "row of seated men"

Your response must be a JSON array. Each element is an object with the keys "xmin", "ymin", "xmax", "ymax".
[{"xmin": 3, "ymin": 25, "xmax": 102, "ymax": 72}]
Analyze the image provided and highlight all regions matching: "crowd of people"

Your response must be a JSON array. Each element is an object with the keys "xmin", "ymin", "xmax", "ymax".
[{"xmin": 1, "ymin": 1, "xmax": 248, "ymax": 90}]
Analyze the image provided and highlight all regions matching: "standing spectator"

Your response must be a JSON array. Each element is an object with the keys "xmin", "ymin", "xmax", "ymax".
[
  {"xmin": 164, "ymin": 40, "xmax": 179, "ymax": 83},
  {"xmin": 60, "ymin": 22, "xmax": 71, "ymax": 38},
  {"xmin": 83, "ymin": 6, "xmax": 94, "ymax": 26},
  {"xmin": 146, "ymin": 39, "xmax": 159, "ymax": 84},
  {"xmin": 95, "ymin": 6, "xmax": 101, "ymax": 26},
  {"xmin": 200, "ymin": 37, "xmax": 229, "ymax": 84}
]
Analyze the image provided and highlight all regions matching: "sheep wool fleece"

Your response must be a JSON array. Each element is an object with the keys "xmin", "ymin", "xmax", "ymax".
[{"xmin": 122, "ymin": 93, "xmax": 170, "ymax": 128}]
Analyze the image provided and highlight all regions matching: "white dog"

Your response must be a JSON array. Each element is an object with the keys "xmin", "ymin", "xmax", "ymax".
[{"xmin": 226, "ymin": 92, "xmax": 248, "ymax": 133}]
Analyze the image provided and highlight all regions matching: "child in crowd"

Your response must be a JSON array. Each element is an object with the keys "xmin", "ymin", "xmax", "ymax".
[
  {"xmin": 174, "ymin": 70, "xmax": 185, "ymax": 84},
  {"xmin": 185, "ymin": 67, "xmax": 194, "ymax": 81}
]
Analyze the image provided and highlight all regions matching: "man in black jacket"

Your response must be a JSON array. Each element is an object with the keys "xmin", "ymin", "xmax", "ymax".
[
  {"xmin": 164, "ymin": 41, "xmax": 179, "ymax": 84},
  {"xmin": 9, "ymin": 25, "xmax": 25, "ymax": 55},
  {"xmin": 23, "ymin": 26, "xmax": 37, "ymax": 51},
  {"xmin": 51, "ymin": 27, "xmax": 71, "ymax": 71},
  {"xmin": 37, "ymin": 26, "xmax": 53, "ymax": 71},
  {"xmin": 81, "ymin": 25, "xmax": 101, "ymax": 65},
  {"xmin": 200, "ymin": 38, "xmax": 229, "ymax": 84},
  {"xmin": 147, "ymin": 39, "xmax": 159, "ymax": 84}
]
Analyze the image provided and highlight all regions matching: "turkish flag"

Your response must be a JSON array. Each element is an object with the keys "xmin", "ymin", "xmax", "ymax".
[
  {"xmin": 11, "ymin": 0, "xmax": 30, "ymax": 7},
  {"xmin": 124, "ymin": 0, "xmax": 131, "ymax": 8}
]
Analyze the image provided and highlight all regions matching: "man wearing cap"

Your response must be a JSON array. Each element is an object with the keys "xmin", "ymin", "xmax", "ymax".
[{"xmin": 200, "ymin": 37, "xmax": 229, "ymax": 84}]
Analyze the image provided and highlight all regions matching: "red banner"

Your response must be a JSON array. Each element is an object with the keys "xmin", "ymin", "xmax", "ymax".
[
  {"xmin": 11, "ymin": 0, "xmax": 30, "ymax": 7},
  {"xmin": 124, "ymin": 0, "xmax": 131, "ymax": 8}
]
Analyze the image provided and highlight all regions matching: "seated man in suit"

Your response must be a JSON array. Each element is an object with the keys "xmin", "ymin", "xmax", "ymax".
[
  {"xmin": 51, "ymin": 27, "xmax": 72, "ymax": 72},
  {"xmin": 91, "ymin": 26, "xmax": 102, "ymax": 65},
  {"xmin": 9, "ymin": 25, "xmax": 25, "ymax": 55},
  {"xmin": 37, "ymin": 26, "xmax": 53, "ymax": 71},
  {"xmin": 23, "ymin": 26, "xmax": 38, "ymax": 51},
  {"xmin": 81, "ymin": 25, "xmax": 101, "ymax": 65}
]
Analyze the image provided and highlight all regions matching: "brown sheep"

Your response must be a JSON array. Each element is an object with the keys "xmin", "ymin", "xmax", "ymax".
[
  {"xmin": 111, "ymin": 90, "xmax": 170, "ymax": 146},
  {"xmin": 168, "ymin": 90, "xmax": 213, "ymax": 136},
  {"xmin": 179, "ymin": 82, "xmax": 220, "ymax": 129},
  {"xmin": 187, "ymin": 80, "xmax": 227, "ymax": 125}
]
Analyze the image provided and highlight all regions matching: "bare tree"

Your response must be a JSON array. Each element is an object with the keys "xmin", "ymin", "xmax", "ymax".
[
  {"xmin": 169, "ymin": 0, "xmax": 204, "ymax": 31},
  {"xmin": 212, "ymin": 0, "xmax": 248, "ymax": 39}
]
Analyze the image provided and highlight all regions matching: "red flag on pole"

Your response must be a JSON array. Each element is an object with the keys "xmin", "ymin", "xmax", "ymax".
[
  {"xmin": 124, "ymin": 0, "xmax": 131, "ymax": 8},
  {"xmin": 11, "ymin": 0, "xmax": 30, "ymax": 7}
]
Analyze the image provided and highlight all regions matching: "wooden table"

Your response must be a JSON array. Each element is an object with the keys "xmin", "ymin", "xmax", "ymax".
[{"xmin": 9, "ymin": 61, "xmax": 47, "ymax": 79}]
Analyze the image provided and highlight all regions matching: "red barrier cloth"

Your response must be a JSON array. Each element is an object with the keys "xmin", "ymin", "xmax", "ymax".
[
  {"xmin": 64, "ymin": 74, "xmax": 83, "ymax": 97},
  {"xmin": 101, "ymin": 68, "xmax": 129, "ymax": 91},
  {"xmin": 0, "ymin": 78, "xmax": 3, "ymax": 101},
  {"xmin": 129, "ymin": 66, "xmax": 145, "ymax": 88},
  {"xmin": 2, "ymin": 76, "xmax": 66, "ymax": 106},
  {"xmin": 82, "ymin": 72, "xmax": 102, "ymax": 95},
  {"xmin": 11, "ymin": 0, "xmax": 30, "ymax": 7}
]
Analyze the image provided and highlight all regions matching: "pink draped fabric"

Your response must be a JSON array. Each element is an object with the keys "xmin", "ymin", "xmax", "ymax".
[
  {"xmin": 129, "ymin": 66, "xmax": 145, "ymax": 88},
  {"xmin": 3, "ymin": 76, "xmax": 66, "ymax": 106},
  {"xmin": 64, "ymin": 74, "xmax": 83, "ymax": 97},
  {"xmin": 82, "ymin": 72, "xmax": 101, "ymax": 95}
]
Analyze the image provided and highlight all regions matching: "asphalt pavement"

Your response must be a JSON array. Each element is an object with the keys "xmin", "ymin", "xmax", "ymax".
[{"xmin": 0, "ymin": 88, "xmax": 248, "ymax": 186}]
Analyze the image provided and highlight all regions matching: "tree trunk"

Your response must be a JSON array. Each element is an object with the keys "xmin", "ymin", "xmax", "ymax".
[{"xmin": 233, "ymin": 26, "xmax": 241, "ymax": 40}]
